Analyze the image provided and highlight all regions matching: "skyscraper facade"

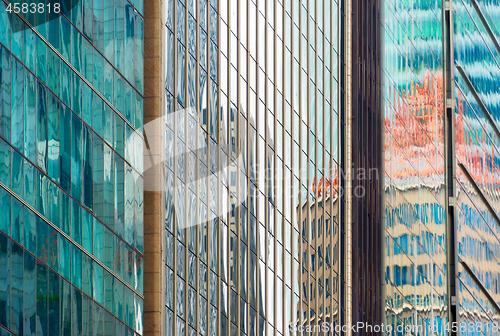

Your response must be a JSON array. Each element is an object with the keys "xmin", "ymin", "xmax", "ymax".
[
  {"xmin": 383, "ymin": 0, "xmax": 500, "ymax": 333},
  {"xmin": 0, "ymin": 1, "xmax": 144, "ymax": 335},
  {"xmin": 160, "ymin": 0, "xmax": 346, "ymax": 335}
]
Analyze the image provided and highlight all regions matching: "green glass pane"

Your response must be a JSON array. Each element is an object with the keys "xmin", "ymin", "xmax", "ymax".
[
  {"xmin": 58, "ymin": 235, "xmax": 71, "ymax": 280},
  {"xmin": 0, "ymin": 139, "xmax": 11, "ymax": 188},
  {"xmin": 71, "ymin": 113, "xmax": 83, "ymax": 202},
  {"xmin": 82, "ymin": 253, "xmax": 93, "ymax": 298},
  {"xmin": 60, "ymin": 105, "xmax": 72, "ymax": 193},
  {"xmin": 48, "ymin": 181, "xmax": 60, "ymax": 228},
  {"xmin": 103, "ymin": 270, "xmax": 113, "ymax": 313},
  {"xmin": 10, "ymin": 241, "xmax": 24, "ymax": 335},
  {"xmin": 82, "ymin": 209, "xmax": 93, "ymax": 253},
  {"xmin": 24, "ymin": 160, "xmax": 36, "ymax": 208},
  {"xmin": 103, "ymin": 225, "xmax": 114, "ymax": 270},
  {"xmin": 48, "ymin": 226, "xmax": 58, "ymax": 272},
  {"xmin": 0, "ymin": 46, "xmax": 12, "ymax": 141},
  {"xmin": 48, "ymin": 269, "xmax": 60, "ymax": 336},
  {"xmin": 72, "ymin": 200, "xmax": 82, "ymax": 245},
  {"xmin": 36, "ymin": 37, "xmax": 47, "ymax": 84},
  {"xmin": 47, "ymin": 92, "xmax": 60, "ymax": 183},
  {"xmin": 93, "ymin": 263, "xmax": 104, "ymax": 305},
  {"xmin": 82, "ymin": 125, "xmax": 93, "ymax": 210},
  {"xmin": 37, "ymin": 216, "xmax": 48, "ymax": 264},
  {"xmin": 48, "ymin": 49, "xmax": 61, "ymax": 97},
  {"xmin": 11, "ymin": 61, "xmax": 24, "ymax": 152},
  {"xmin": 93, "ymin": 219, "xmax": 104, "ymax": 262}
]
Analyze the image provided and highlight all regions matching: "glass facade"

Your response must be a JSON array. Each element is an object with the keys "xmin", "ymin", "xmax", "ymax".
[
  {"xmin": 164, "ymin": 0, "xmax": 342, "ymax": 335},
  {"xmin": 383, "ymin": 0, "xmax": 500, "ymax": 334},
  {"xmin": 382, "ymin": 0, "xmax": 448, "ymax": 334},
  {"xmin": 0, "ymin": 1, "xmax": 144, "ymax": 335}
]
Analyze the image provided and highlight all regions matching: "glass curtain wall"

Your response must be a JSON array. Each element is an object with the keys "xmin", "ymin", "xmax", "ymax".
[
  {"xmin": 0, "ymin": 0, "xmax": 144, "ymax": 335},
  {"xmin": 164, "ymin": 0, "xmax": 341, "ymax": 335},
  {"xmin": 382, "ymin": 0, "xmax": 448, "ymax": 334}
]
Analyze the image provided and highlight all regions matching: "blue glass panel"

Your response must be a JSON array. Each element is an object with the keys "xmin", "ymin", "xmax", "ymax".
[
  {"xmin": 36, "ymin": 171, "xmax": 48, "ymax": 217},
  {"xmin": 124, "ymin": 4, "xmax": 135, "ymax": 84},
  {"xmin": 113, "ymin": 279, "xmax": 124, "ymax": 320},
  {"xmin": 72, "ymin": 287, "xmax": 83, "ymax": 335},
  {"xmin": 60, "ymin": 190, "xmax": 71, "ymax": 236},
  {"xmin": 82, "ymin": 83, "xmax": 93, "ymax": 127},
  {"xmin": 115, "ymin": 154, "xmax": 125, "ymax": 237},
  {"xmin": 103, "ymin": 270, "xmax": 114, "ymax": 313},
  {"xmin": 82, "ymin": 290, "xmax": 93, "ymax": 335},
  {"xmin": 103, "ymin": 225, "xmax": 114, "ymax": 270},
  {"xmin": 93, "ymin": 50, "xmax": 104, "ymax": 93},
  {"xmin": 23, "ymin": 250, "xmax": 36, "ymax": 336},
  {"xmin": 0, "ymin": 46, "xmax": 12, "ymax": 141},
  {"xmin": 61, "ymin": 279, "xmax": 71, "ymax": 335},
  {"xmin": 10, "ymin": 14, "xmax": 24, "ymax": 63},
  {"xmin": 36, "ymin": 81, "xmax": 48, "ymax": 173},
  {"xmin": 48, "ymin": 226, "xmax": 58, "ymax": 272},
  {"xmin": 93, "ymin": 219, "xmax": 104, "ymax": 263},
  {"xmin": 103, "ymin": 145, "xmax": 115, "ymax": 228},
  {"xmin": 60, "ymin": 16, "xmax": 71, "ymax": 62},
  {"xmin": 93, "ymin": 92, "xmax": 103, "ymax": 138},
  {"xmin": 177, "ymin": 44, "xmax": 186, "ymax": 107},
  {"xmin": 48, "ymin": 181, "xmax": 60, "ymax": 228},
  {"xmin": 93, "ymin": 134, "xmax": 104, "ymax": 219},
  {"xmin": 72, "ymin": 73, "xmax": 82, "ymax": 117},
  {"xmin": 0, "ymin": 2, "xmax": 11, "ymax": 48},
  {"xmin": 24, "ymin": 74, "xmax": 37, "ymax": 163},
  {"xmin": 104, "ymin": 62, "xmax": 113, "ymax": 105},
  {"xmin": 24, "ymin": 28, "xmax": 36, "ymax": 76}
]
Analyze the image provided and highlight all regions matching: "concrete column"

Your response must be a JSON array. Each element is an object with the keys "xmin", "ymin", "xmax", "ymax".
[{"xmin": 143, "ymin": 0, "xmax": 164, "ymax": 335}]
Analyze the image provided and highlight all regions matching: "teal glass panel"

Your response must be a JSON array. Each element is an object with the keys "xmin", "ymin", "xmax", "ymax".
[
  {"xmin": 48, "ymin": 269, "xmax": 60, "ymax": 336},
  {"xmin": 23, "ymin": 253, "xmax": 36, "ymax": 336},
  {"xmin": 36, "ymin": 261, "xmax": 48, "ymax": 336},
  {"xmin": 123, "ymin": 245, "xmax": 134, "ymax": 288},
  {"xmin": 24, "ymin": 28, "xmax": 36, "ymax": 77},
  {"xmin": 124, "ymin": 80, "xmax": 133, "ymax": 123},
  {"xmin": 93, "ymin": 263, "xmax": 104, "ymax": 305},
  {"xmin": 93, "ymin": 0, "xmax": 104, "ymax": 51},
  {"xmin": 115, "ymin": 75, "xmax": 124, "ymax": 116},
  {"xmin": 60, "ymin": 105, "xmax": 72, "ymax": 193},
  {"xmin": 0, "ymin": 188, "xmax": 10, "ymax": 235},
  {"xmin": 0, "ymin": 2, "xmax": 11, "ymax": 48},
  {"xmin": 48, "ymin": 181, "xmax": 60, "ymax": 228},
  {"xmin": 0, "ymin": 232, "xmax": 10, "ymax": 329},
  {"xmin": 48, "ymin": 10, "xmax": 60, "ymax": 49},
  {"xmin": 104, "ymin": 62, "xmax": 114, "ymax": 106},
  {"xmin": 135, "ymin": 91, "xmax": 143, "ymax": 131},
  {"xmin": 36, "ymin": 171, "xmax": 48, "ymax": 216},
  {"xmin": 82, "ymin": 209, "xmax": 93, "ymax": 253},
  {"xmin": 60, "ymin": 15, "xmax": 71, "ymax": 62},
  {"xmin": 103, "ymin": 225, "xmax": 114, "ymax": 270},
  {"xmin": 115, "ymin": 114, "xmax": 124, "ymax": 157},
  {"xmin": 114, "ymin": 0, "xmax": 124, "ymax": 73},
  {"xmin": 82, "ymin": 40, "xmax": 93, "ymax": 86},
  {"xmin": 72, "ymin": 200, "xmax": 82, "ymax": 245},
  {"xmin": 83, "ymin": 0, "xmax": 93, "ymax": 41},
  {"xmin": 61, "ymin": 63, "xmax": 72, "ymax": 110},
  {"xmin": 72, "ymin": 23, "xmax": 82, "ymax": 73},
  {"xmin": 82, "ymin": 83, "xmax": 93, "ymax": 126},
  {"xmin": 36, "ymin": 216, "xmax": 48, "ymax": 264},
  {"xmin": 11, "ymin": 198, "xmax": 23, "ymax": 246},
  {"xmin": 113, "ymin": 279, "xmax": 124, "ymax": 320},
  {"xmin": 48, "ymin": 48, "xmax": 61, "ymax": 98},
  {"xmin": 104, "ymin": 310, "xmax": 115, "ymax": 336},
  {"xmin": 37, "ymin": 81, "xmax": 48, "ymax": 173},
  {"xmin": 47, "ymin": 92, "xmax": 60, "ymax": 183},
  {"xmin": 114, "ymin": 238, "xmax": 123, "ymax": 279},
  {"xmin": 124, "ymin": 4, "xmax": 134, "ymax": 85},
  {"xmin": 61, "ymin": 279, "xmax": 71, "ymax": 335},
  {"xmin": 0, "ymin": 46, "xmax": 12, "ymax": 140},
  {"xmin": 103, "ymin": 105, "xmax": 114, "ymax": 146},
  {"xmin": 92, "ymin": 92, "xmax": 103, "ymax": 138},
  {"xmin": 82, "ymin": 253, "xmax": 93, "ymax": 298},
  {"xmin": 23, "ymin": 208, "xmax": 36, "ymax": 255},
  {"xmin": 93, "ymin": 219, "xmax": 104, "ymax": 262},
  {"xmin": 115, "ymin": 154, "xmax": 124, "ymax": 237},
  {"xmin": 59, "ymin": 234, "xmax": 71, "ymax": 280},
  {"xmin": 82, "ymin": 291, "xmax": 94, "ymax": 336},
  {"xmin": 103, "ymin": 0, "xmax": 115, "ymax": 62},
  {"xmin": 60, "ymin": 190, "xmax": 71, "ymax": 236},
  {"xmin": 10, "ymin": 242, "xmax": 23, "ymax": 335},
  {"xmin": 72, "ymin": 245, "xmax": 82, "ymax": 289},
  {"xmin": 48, "ymin": 226, "xmax": 58, "ymax": 272},
  {"xmin": 103, "ymin": 145, "xmax": 115, "ymax": 228},
  {"xmin": 11, "ymin": 60, "xmax": 24, "ymax": 152},
  {"xmin": 72, "ymin": 113, "xmax": 83, "ymax": 202},
  {"xmin": 0, "ymin": 139, "xmax": 11, "ymax": 188},
  {"xmin": 103, "ymin": 270, "xmax": 114, "ymax": 313},
  {"xmin": 24, "ymin": 160, "xmax": 36, "ymax": 208},
  {"xmin": 36, "ymin": 37, "xmax": 47, "ymax": 85},
  {"xmin": 124, "ymin": 286, "xmax": 134, "ymax": 329},
  {"xmin": 24, "ymin": 74, "xmax": 36, "ymax": 162},
  {"xmin": 11, "ymin": 150, "xmax": 23, "ymax": 197},
  {"xmin": 136, "ymin": 254, "xmax": 143, "ymax": 294},
  {"xmin": 10, "ymin": 14, "xmax": 24, "ymax": 63},
  {"xmin": 72, "ymin": 287, "xmax": 83, "ymax": 336},
  {"xmin": 93, "ymin": 50, "xmax": 104, "ymax": 93},
  {"xmin": 83, "ymin": 124, "xmax": 93, "ymax": 210},
  {"xmin": 72, "ymin": 73, "xmax": 82, "ymax": 117},
  {"xmin": 134, "ymin": 13, "xmax": 143, "ymax": 93}
]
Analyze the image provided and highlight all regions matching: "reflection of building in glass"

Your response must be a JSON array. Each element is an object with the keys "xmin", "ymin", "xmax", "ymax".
[
  {"xmin": 383, "ymin": 0, "xmax": 500, "ymax": 333},
  {"xmin": 0, "ymin": 0, "xmax": 145, "ymax": 335},
  {"xmin": 160, "ymin": 0, "xmax": 349, "ymax": 335}
]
